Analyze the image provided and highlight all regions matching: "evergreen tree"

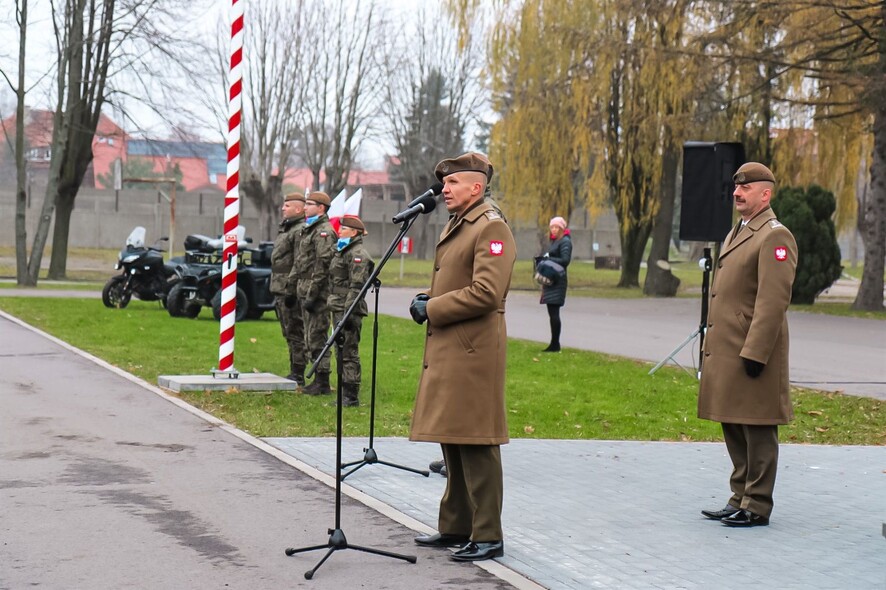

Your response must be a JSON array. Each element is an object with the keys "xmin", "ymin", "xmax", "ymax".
[{"xmin": 771, "ymin": 185, "xmax": 843, "ymax": 305}]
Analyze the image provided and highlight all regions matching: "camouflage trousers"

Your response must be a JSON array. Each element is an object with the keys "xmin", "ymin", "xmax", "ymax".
[
  {"xmin": 274, "ymin": 295, "xmax": 306, "ymax": 373},
  {"xmin": 302, "ymin": 300, "xmax": 332, "ymax": 374},
  {"xmin": 331, "ymin": 312, "xmax": 364, "ymax": 385}
]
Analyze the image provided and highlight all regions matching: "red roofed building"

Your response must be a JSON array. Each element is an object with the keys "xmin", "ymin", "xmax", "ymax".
[{"xmin": 2, "ymin": 109, "xmax": 405, "ymax": 198}]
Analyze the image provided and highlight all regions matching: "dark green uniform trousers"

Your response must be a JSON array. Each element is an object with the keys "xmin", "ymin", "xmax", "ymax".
[
  {"xmin": 274, "ymin": 295, "xmax": 306, "ymax": 376},
  {"xmin": 438, "ymin": 444, "xmax": 503, "ymax": 542},
  {"xmin": 722, "ymin": 423, "xmax": 779, "ymax": 518}
]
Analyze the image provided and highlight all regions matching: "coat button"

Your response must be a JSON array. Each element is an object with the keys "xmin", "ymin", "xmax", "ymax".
[
  {"xmin": 423, "ymin": 362, "xmax": 428, "ymax": 369},
  {"xmin": 705, "ymin": 352, "xmax": 711, "ymax": 357},
  {"xmin": 718, "ymin": 262, "xmax": 722, "ymax": 268},
  {"xmin": 707, "ymin": 322, "xmax": 712, "ymax": 327},
  {"xmin": 434, "ymin": 266, "xmax": 440, "ymax": 271},
  {"xmin": 711, "ymin": 293, "xmax": 716, "ymax": 298}
]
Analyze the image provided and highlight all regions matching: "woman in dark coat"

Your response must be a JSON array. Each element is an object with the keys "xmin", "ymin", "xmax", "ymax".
[{"xmin": 538, "ymin": 216, "xmax": 572, "ymax": 352}]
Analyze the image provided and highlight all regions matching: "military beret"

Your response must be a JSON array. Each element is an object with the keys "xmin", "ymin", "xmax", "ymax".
[
  {"xmin": 435, "ymin": 152, "xmax": 494, "ymax": 182},
  {"xmin": 306, "ymin": 191, "xmax": 331, "ymax": 206},
  {"xmin": 733, "ymin": 162, "xmax": 775, "ymax": 184},
  {"xmin": 339, "ymin": 215, "xmax": 366, "ymax": 235},
  {"xmin": 284, "ymin": 191, "xmax": 305, "ymax": 203}
]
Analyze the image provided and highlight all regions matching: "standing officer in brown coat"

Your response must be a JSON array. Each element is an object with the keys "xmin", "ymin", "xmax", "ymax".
[
  {"xmin": 270, "ymin": 192, "xmax": 306, "ymax": 384},
  {"xmin": 409, "ymin": 152, "xmax": 516, "ymax": 561},
  {"xmin": 698, "ymin": 162, "xmax": 798, "ymax": 527}
]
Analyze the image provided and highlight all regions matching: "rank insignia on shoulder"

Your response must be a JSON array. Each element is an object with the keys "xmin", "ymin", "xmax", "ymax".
[
  {"xmin": 769, "ymin": 220, "xmax": 783, "ymax": 229},
  {"xmin": 485, "ymin": 210, "xmax": 501, "ymax": 221}
]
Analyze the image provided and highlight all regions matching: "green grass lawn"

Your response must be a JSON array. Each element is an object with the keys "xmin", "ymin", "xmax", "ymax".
[{"xmin": 1, "ymin": 297, "xmax": 882, "ymax": 446}]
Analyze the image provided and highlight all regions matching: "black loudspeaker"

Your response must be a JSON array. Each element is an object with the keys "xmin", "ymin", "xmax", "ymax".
[{"xmin": 679, "ymin": 142, "xmax": 746, "ymax": 242}]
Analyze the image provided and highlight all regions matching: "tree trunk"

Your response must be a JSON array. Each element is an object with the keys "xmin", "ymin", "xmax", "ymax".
[
  {"xmin": 14, "ymin": 0, "xmax": 29, "ymax": 285},
  {"xmin": 852, "ymin": 101, "xmax": 886, "ymax": 311},
  {"xmin": 644, "ymin": 145, "xmax": 681, "ymax": 297},
  {"xmin": 852, "ymin": 12, "xmax": 886, "ymax": 312},
  {"xmin": 617, "ymin": 223, "xmax": 651, "ymax": 288},
  {"xmin": 26, "ymin": 112, "xmax": 69, "ymax": 285},
  {"xmin": 48, "ymin": 190, "xmax": 75, "ymax": 279}
]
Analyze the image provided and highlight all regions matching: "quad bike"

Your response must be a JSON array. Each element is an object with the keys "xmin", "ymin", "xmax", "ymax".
[{"xmin": 166, "ymin": 227, "xmax": 275, "ymax": 321}]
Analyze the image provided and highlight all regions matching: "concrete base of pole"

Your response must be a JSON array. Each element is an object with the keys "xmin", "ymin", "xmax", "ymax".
[{"xmin": 158, "ymin": 372, "xmax": 298, "ymax": 393}]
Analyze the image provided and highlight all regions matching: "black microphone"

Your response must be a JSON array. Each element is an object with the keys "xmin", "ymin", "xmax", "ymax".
[
  {"xmin": 405, "ymin": 182, "xmax": 444, "ymax": 208},
  {"xmin": 392, "ymin": 193, "xmax": 438, "ymax": 224}
]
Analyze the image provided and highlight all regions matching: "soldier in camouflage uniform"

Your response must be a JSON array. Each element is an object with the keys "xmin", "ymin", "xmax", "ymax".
[
  {"xmin": 328, "ymin": 216, "xmax": 375, "ymax": 407},
  {"xmin": 289, "ymin": 191, "xmax": 337, "ymax": 395},
  {"xmin": 270, "ymin": 192, "xmax": 306, "ymax": 384}
]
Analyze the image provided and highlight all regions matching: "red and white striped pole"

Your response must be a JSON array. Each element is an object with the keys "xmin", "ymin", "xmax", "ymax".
[{"xmin": 217, "ymin": 0, "xmax": 243, "ymax": 377}]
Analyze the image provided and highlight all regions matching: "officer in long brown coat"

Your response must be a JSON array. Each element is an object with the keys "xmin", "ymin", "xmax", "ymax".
[
  {"xmin": 409, "ymin": 152, "xmax": 516, "ymax": 562},
  {"xmin": 698, "ymin": 162, "xmax": 798, "ymax": 528}
]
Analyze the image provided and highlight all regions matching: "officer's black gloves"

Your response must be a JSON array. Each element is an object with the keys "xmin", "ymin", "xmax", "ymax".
[
  {"xmin": 342, "ymin": 315, "xmax": 356, "ymax": 330},
  {"xmin": 284, "ymin": 295, "xmax": 296, "ymax": 308},
  {"xmin": 409, "ymin": 294, "xmax": 430, "ymax": 325},
  {"xmin": 742, "ymin": 357, "xmax": 765, "ymax": 378}
]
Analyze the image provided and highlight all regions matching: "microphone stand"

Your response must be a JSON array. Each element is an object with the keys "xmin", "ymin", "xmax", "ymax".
[
  {"xmin": 648, "ymin": 247, "xmax": 713, "ymax": 378},
  {"xmin": 340, "ymin": 275, "xmax": 429, "ymax": 480},
  {"xmin": 284, "ymin": 208, "xmax": 434, "ymax": 578},
  {"xmin": 339, "ymin": 211, "xmax": 431, "ymax": 480}
]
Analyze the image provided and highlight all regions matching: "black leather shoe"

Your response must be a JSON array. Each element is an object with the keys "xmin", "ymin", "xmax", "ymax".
[
  {"xmin": 414, "ymin": 533, "xmax": 470, "ymax": 548},
  {"xmin": 450, "ymin": 541, "xmax": 504, "ymax": 561},
  {"xmin": 721, "ymin": 509, "xmax": 769, "ymax": 527},
  {"xmin": 701, "ymin": 505, "xmax": 741, "ymax": 520}
]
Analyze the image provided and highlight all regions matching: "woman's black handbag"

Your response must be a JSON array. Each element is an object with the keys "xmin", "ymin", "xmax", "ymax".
[{"xmin": 534, "ymin": 257, "xmax": 565, "ymax": 287}]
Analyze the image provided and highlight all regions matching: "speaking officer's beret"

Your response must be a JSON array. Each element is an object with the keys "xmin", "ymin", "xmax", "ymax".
[
  {"xmin": 733, "ymin": 162, "xmax": 776, "ymax": 184},
  {"xmin": 284, "ymin": 192, "xmax": 305, "ymax": 202},
  {"xmin": 435, "ymin": 152, "xmax": 494, "ymax": 183}
]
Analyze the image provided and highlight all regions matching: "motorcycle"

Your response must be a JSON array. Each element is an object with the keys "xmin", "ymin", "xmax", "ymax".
[{"xmin": 102, "ymin": 226, "xmax": 178, "ymax": 309}]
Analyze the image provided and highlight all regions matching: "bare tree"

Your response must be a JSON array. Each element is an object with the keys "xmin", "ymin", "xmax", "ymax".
[
  {"xmin": 23, "ymin": 0, "xmax": 201, "ymax": 283},
  {"xmin": 0, "ymin": 0, "xmax": 29, "ymax": 284},
  {"xmin": 381, "ymin": 4, "xmax": 484, "ymax": 256},
  {"xmin": 235, "ymin": 0, "xmax": 316, "ymax": 240},
  {"xmin": 298, "ymin": 0, "xmax": 386, "ymax": 194}
]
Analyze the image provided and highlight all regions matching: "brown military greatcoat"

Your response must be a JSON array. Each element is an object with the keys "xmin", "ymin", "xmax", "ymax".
[
  {"xmin": 409, "ymin": 201, "xmax": 516, "ymax": 445},
  {"xmin": 698, "ymin": 207, "xmax": 798, "ymax": 425}
]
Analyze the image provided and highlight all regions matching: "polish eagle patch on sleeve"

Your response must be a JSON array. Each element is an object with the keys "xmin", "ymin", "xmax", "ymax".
[
  {"xmin": 489, "ymin": 241, "xmax": 504, "ymax": 256},
  {"xmin": 774, "ymin": 246, "xmax": 788, "ymax": 261}
]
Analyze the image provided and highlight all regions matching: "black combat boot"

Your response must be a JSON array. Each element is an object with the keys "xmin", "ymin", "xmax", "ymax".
[
  {"xmin": 342, "ymin": 383, "xmax": 360, "ymax": 407},
  {"xmin": 301, "ymin": 372, "xmax": 332, "ymax": 395},
  {"xmin": 286, "ymin": 364, "xmax": 305, "ymax": 387}
]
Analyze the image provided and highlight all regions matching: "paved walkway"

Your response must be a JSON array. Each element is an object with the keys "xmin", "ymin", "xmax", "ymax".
[{"xmin": 267, "ymin": 437, "xmax": 886, "ymax": 590}]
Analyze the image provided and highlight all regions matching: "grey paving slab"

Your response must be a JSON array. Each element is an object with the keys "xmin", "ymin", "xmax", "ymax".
[{"xmin": 267, "ymin": 436, "xmax": 886, "ymax": 590}]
